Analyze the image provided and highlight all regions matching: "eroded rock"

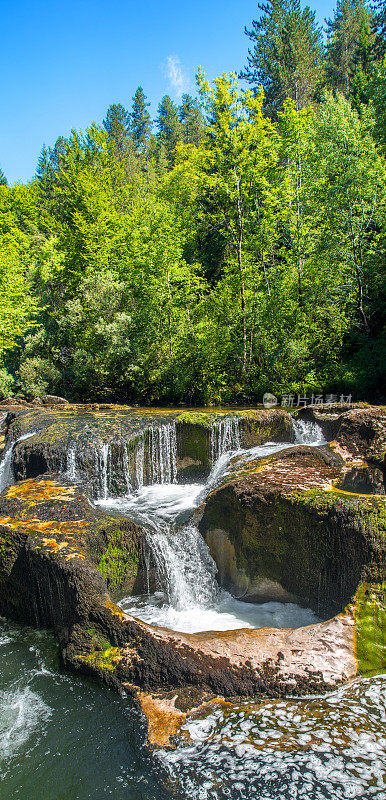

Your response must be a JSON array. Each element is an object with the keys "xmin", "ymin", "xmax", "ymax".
[{"xmin": 198, "ymin": 447, "xmax": 385, "ymax": 616}]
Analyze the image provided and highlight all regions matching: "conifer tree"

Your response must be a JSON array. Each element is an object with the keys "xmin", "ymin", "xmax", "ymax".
[
  {"xmin": 373, "ymin": 0, "xmax": 386, "ymax": 59},
  {"xmin": 0, "ymin": 167, "xmax": 7, "ymax": 186},
  {"xmin": 241, "ymin": 0, "xmax": 324, "ymax": 114},
  {"xmin": 156, "ymin": 96, "xmax": 182, "ymax": 166},
  {"xmin": 179, "ymin": 94, "xmax": 205, "ymax": 145},
  {"xmin": 103, "ymin": 103, "xmax": 131, "ymax": 158},
  {"xmin": 325, "ymin": 0, "xmax": 372, "ymax": 97},
  {"xmin": 131, "ymin": 87, "xmax": 151, "ymax": 152}
]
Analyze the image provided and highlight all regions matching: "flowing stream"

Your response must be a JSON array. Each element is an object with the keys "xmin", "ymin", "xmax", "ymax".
[
  {"xmin": 0, "ymin": 414, "xmax": 385, "ymax": 800},
  {"xmin": 96, "ymin": 417, "xmax": 323, "ymax": 633},
  {"xmin": 0, "ymin": 430, "xmax": 37, "ymax": 493}
]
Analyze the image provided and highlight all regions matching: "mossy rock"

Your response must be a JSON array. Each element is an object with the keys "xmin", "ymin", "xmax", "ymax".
[
  {"xmin": 355, "ymin": 583, "xmax": 386, "ymax": 675},
  {"xmin": 199, "ymin": 448, "xmax": 386, "ymax": 616}
]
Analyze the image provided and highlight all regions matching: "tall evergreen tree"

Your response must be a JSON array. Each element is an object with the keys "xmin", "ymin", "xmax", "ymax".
[
  {"xmin": 156, "ymin": 96, "xmax": 182, "ymax": 166},
  {"xmin": 373, "ymin": 0, "xmax": 386, "ymax": 59},
  {"xmin": 241, "ymin": 0, "xmax": 324, "ymax": 115},
  {"xmin": 0, "ymin": 167, "xmax": 7, "ymax": 186},
  {"xmin": 103, "ymin": 103, "xmax": 131, "ymax": 159},
  {"xmin": 131, "ymin": 87, "xmax": 152, "ymax": 152},
  {"xmin": 179, "ymin": 94, "xmax": 206, "ymax": 145},
  {"xmin": 350, "ymin": 13, "xmax": 376, "ymax": 107},
  {"xmin": 325, "ymin": 0, "xmax": 372, "ymax": 97}
]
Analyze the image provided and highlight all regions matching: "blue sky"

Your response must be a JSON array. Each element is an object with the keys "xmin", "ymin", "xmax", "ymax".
[{"xmin": 1, "ymin": 0, "xmax": 335, "ymax": 184}]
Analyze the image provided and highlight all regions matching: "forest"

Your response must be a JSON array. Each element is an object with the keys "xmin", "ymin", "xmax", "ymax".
[{"xmin": 1, "ymin": 0, "xmax": 385, "ymax": 404}]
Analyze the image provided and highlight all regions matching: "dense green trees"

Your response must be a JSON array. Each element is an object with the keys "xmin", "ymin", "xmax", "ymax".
[
  {"xmin": 325, "ymin": 0, "xmax": 373, "ymax": 98},
  {"xmin": 0, "ymin": 0, "xmax": 385, "ymax": 403},
  {"xmin": 131, "ymin": 87, "xmax": 152, "ymax": 152},
  {"xmin": 241, "ymin": 0, "xmax": 324, "ymax": 114}
]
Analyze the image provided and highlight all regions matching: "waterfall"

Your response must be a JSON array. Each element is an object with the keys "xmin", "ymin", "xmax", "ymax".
[
  {"xmin": 134, "ymin": 437, "xmax": 145, "ymax": 490},
  {"xmin": 149, "ymin": 422, "xmax": 177, "ymax": 484},
  {"xmin": 147, "ymin": 522, "xmax": 219, "ymax": 610},
  {"xmin": 210, "ymin": 416, "xmax": 241, "ymax": 463},
  {"xmin": 98, "ymin": 443, "xmax": 110, "ymax": 500},
  {"xmin": 292, "ymin": 418, "xmax": 326, "ymax": 445},
  {"xmin": 0, "ymin": 431, "xmax": 37, "ymax": 494},
  {"xmin": 93, "ymin": 422, "xmax": 178, "ymax": 500},
  {"xmin": 66, "ymin": 447, "xmax": 77, "ymax": 481}
]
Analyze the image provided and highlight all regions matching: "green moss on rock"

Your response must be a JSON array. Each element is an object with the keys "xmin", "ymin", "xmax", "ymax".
[
  {"xmin": 98, "ymin": 534, "xmax": 140, "ymax": 593},
  {"xmin": 355, "ymin": 584, "xmax": 386, "ymax": 675}
]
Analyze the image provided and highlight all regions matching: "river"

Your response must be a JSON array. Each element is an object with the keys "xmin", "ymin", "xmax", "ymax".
[{"xmin": 0, "ymin": 414, "xmax": 385, "ymax": 799}]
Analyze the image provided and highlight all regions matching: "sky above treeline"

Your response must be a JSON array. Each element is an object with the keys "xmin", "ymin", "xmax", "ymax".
[{"xmin": 1, "ymin": 0, "xmax": 335, "ymax": 184}]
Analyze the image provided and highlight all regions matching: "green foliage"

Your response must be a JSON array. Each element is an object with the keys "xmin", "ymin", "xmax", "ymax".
[
  {"xmin": 103, "ymin": 103, "xmax": 131, "ymax": 160},
  {"xmin": 131, "ymin": 86, "xmax": 152, "ymax": 153},
  {"xmin": 19, "ymin": 357, "xmax": 61, "ymax": 398},
  {"xmin": 156, "ymin": 96, "xmax": 183, "ymax": 167},
  {"xmin": 0, "ymin": 185, "xmax": 38, "ymax": 367},
  {"xmin": 0, "ymin": 368, "xmax": 14, "ymax": 399},
  {"xmin": 241, "ymin": 0, "xmax": 324, "ymax": 114},
  {"xmin": 1, "ymin": 4, "xmax": 386, "ymax": 404}
]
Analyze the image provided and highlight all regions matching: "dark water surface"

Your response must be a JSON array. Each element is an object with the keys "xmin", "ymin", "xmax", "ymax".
[
  {"xmin": 0, "ymin": 620, "xmax": 170, "ymax": 800},
  {"xmin": 1, "ymin": 619, "xmax": 385, "ymax": 800}
]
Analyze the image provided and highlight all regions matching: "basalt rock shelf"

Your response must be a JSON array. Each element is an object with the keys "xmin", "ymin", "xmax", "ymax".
[{"xmin": 0, "ymin": 403, "xmax": 385, "ymax": 750}]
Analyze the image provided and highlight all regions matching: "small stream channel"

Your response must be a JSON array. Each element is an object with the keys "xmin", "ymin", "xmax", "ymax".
[
  {"xmin": 95, "ymin": 417, "xmax": 323, "ymax": 632},
  {"xmin": 0, "ymin": 413, "xmax": 385, "ymax": 800}
]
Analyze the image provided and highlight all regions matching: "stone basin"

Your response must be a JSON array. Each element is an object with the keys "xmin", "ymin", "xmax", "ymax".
[{"xmin": 0, "ymin": 403, "xmax": 385, "ymax": 746}]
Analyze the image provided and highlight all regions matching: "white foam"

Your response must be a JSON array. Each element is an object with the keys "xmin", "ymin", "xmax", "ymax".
[
  {"xmin": 95, "ymin": 482, "xmax": 204, "ymax": 524},
  {"xmin": 158, "ymin": 676, "xmax": 386, "ymax": 799},
  {"xmin": 120, "ymin": 591, "xmax": 320, "ymax": 633},
  {"xmin": 0, "ymin": 686, "xmax": 51, "ymax": 762}
]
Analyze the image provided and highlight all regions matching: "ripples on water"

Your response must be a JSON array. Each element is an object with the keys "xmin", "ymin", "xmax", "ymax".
[
  {"xmin": 1, "ymin": 420, "xmax": 385, "ymax": 799},
  {"xmin": 2, "ymin": 619, "xmax": 384, "ymax": 800},
  {"xmin": 159, "ymin": 677, "xmax": 386, "ymax": 800},
  {"xmin": 0, "ymin": 621, "xmax": 169, "ymax": 800}
]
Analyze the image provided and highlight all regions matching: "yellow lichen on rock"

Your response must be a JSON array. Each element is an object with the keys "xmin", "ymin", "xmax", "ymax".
[
  {"xmin": 137, "ymin": 692, "xmax": 188, "ymax": 747},
  {"xmin": 5, "ymin": 479, "xmax": 76, "ymax": 505}
]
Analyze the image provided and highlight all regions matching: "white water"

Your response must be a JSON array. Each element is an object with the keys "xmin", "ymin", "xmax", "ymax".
[
  {"xmin": 0, "ymin": 431, "xmax": 37, "ymax": 494},
  {"xmin": 293, "ymin": 417, "xmax": 326, "ymax": 445},
  {"xmin": 100, "ymin": 480, "xmax": 320, "ymax": 632},
  {"xmin": 0, "ymin": 685, "xmax": 51, "ymax": 763},
  {"xmin": 149, "ymin": 422, "xmax": 177, "ymax": 483},
  {"xmin": 210, "ymin": 416, "xmax": 241, "ymax": 462},
  {"xmin": 159, "ymin": 675, "xmax": 386, "ymax": 799},
  {"xmin": 95, "ymin": 417, "xmax": 326, "ymax": 634}
]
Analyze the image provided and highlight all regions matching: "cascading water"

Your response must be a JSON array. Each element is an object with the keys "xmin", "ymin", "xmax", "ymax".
[
  {"xmin": 292, "ymin": 417, "xmax": 326, "ymax": 444},
  {"xmin": 134, "ymin": 437, "xmax": 145, "ymax": 490},
  {"xmin": 0, "ymin": 431, "xmax": 37, "ymax": 494},
  {"xmin": 149, "ymin": 422, "xmax": 177, "ymax": 484},
  {"xmin": 145, "ymin": 522, "xmax": 219, "ymax": 610},
  {"xmin": 0, "ymin": 413, "xmax": 383, "ymax": 800},
  {"xmin": 115, "ymin": 416, "xmax": 326, "ymax": 634},
  {"xmin": 66, "ymin": 447, "xmax": 77, "ymax": 481},
  {"xmin": 98, "ymin": 443, "xmax": 110, "ymax": 501},
  {"xmin": 210, "ymin": 416, "xmax": 241, "ymax": 463},
  {"xmin": 91, "ymin": 422, "xmax": 178, "ymax": 500}
]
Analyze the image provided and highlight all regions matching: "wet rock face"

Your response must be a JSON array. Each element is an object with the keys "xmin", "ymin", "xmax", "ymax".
[
  {"xmin": 198, "ymin": 448, "xmax": 385, "ymax": 617},
  {"xmin": 0, "ymin": 477, "xmax": 149, "ymax": 626},
  {"xmin": 6, "ymin": 406, "xmax": 294, "ymax": 492},
  {"xmin": 0, "ymin": 403, "xmax": 385, "ymax": 739},
  {"xmin": 334, "ymin": 406, "xmax": 386, "ymax": 466},
  {"xmin": 0, "ymin": 474, "xmax": 360, "ymax": 709}
]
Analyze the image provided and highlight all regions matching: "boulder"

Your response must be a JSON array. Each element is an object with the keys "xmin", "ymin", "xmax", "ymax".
[{"xmin": 198, "ymin": 446, "xmax": 385, "ymax": 616}]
